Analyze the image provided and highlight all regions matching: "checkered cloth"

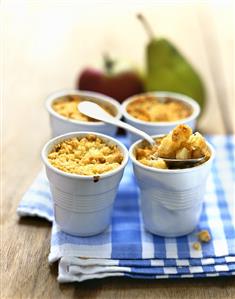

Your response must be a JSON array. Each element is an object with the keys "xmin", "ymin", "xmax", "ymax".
[{"xmin": 17, "ymin": 136, "xmax": 235, "ymax": 282}]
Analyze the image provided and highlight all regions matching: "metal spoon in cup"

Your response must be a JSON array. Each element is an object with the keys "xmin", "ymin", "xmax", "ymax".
[
  {"xmin": 78, "ymin": 101, "xmax": 155, "ymax": 145},
  {"xmin": 78, "ymin": 101, "xmax": 205, "ymax": 168}
]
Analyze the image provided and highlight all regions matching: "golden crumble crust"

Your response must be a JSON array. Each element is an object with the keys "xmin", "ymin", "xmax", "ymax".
[
  {"xmin": 52, "ymin": 95, "xmax": 114, "ymax": 122},
  {"xmin": 48, "ymin": 134, "xmax": 123, "ymax": 175},
  {"xmin": 126, "ymin": 95, "xmax": 192, "ymax": 122}
]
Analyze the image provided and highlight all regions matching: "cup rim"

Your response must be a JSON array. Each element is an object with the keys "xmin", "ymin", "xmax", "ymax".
[
  {"xmin": 129, "ymin": 134, "xmax": 215, "ymax": 174},
  {"xmin": 46, "ymin": 89, "xmax": 122, "ymax": 126},
  {"xmin": 41, "ymin": 131, "xmax": 129, "ymax": 179},
  {"xmin": 121, "ymin": 91, "xmax": 200, "ymax": 126}
]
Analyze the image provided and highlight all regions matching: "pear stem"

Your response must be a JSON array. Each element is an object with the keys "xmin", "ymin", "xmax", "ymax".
[{"xmin": 137, "ymin": 13, "xmax": 155, "ymax": 40}]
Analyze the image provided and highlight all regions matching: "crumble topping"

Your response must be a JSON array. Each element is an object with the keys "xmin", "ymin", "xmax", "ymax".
[
  {"xmin": 52, "ymin": 95, "xmax": 115, "ymax": 121},
  {"xmin": 48, "ymin": 134, "xmax": 123, "ymax": 175},
  {"xmin": 126, "ymin": 95, "xmax": 192, "ymax": 122}
]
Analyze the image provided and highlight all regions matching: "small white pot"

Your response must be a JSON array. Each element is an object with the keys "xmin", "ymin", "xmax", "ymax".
[
  {"xmin": 41, "ymin": 132, "xmax": 129, "ymax": 236},
  {"xmin": 121, "ymin": 91, "xmax": 200, "ymax": 145},
  {"xmin": 46, "ymin": 89, "xmax": 122, "ymax": 137},
  {"xmin": 129, "ymin": 135, "xmax": 215, "ymax": 237}
]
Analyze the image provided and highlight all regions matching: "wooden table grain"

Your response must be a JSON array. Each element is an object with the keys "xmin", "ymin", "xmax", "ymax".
[{"xmin": 1, "ymin": 1, "xmax": 235, "ymax": 298}]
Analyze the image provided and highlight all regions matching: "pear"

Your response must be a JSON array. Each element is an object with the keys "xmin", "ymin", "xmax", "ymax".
[{"xmin": 137, "ymin": 14, "xmax": 205, "ymax": 109}]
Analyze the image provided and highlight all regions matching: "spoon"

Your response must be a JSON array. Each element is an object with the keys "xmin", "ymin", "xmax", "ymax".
[
  {"xmin": 78, "ymin": 101, "xmax": 205, "ymax": 167},
  {"xmin": 78, "ymin": 101, "xmax": 155, "ymax": 146}
]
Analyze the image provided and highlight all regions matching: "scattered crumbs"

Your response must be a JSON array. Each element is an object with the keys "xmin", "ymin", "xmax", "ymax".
[
  {"xmin": 192, "ymin": 230, "xmax": 211, "ymax": 250},
  {"xmin": 193, "ymin": 242, "xmax": 201, "ymax": 251},
  {"xmin": 197, "ymin": 230, "xmax": 211, "ymax": 243}
]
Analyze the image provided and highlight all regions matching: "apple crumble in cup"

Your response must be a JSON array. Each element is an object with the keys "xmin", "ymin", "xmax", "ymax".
[
  {"xmin": 121, "ymin": 91, "xmax": 200, "ymax": 144},
  {"xmin": 41, "ymin": 132, "xmax": 128, "ymax": 236},
  {"xmin": 46, "ymin": 89, "xmax": 122, "ymax": 137},
  {"xmin": 129, "ymin": 125, "xmax": 215, "ymax": 237}
]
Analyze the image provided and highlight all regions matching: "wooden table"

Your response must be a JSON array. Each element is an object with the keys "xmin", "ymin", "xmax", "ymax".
[{"xmin": 2, "ymin": 1, "xmax": 234, "ymax": 298}]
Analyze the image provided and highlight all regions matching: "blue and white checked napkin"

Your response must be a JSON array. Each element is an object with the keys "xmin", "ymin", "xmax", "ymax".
[{"xmin": 17, "ymin": 136, "xmax": 235, "ymax": 283}]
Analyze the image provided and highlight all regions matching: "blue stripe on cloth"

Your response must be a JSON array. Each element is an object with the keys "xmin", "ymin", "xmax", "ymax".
[
  {"xmin": 202, "ymin": 265, "xmax": 215, "ymax": 273},
  {"xmin": 177, "ymin": 267, "xmax": 190, "ymax": 274},
  {"xmin": 153, "ymin": 236, "xmax": 166, "ymax": 259},
  {"xmin": 111, "ymin": 163, "xmax": 142, "ymax": 259},
  {"xmin": 226, "ymin": 136, "xmax": 235, "ymax": 172},
  {"xmin": 176, "ymin": 236, "xmax": 190, "ymax": 259},
  {"xmin": 164, "ymin": 259, "xmax": 176, "ymax": 267},
  {"xmin": 51, "ymin": 229, "xmax": 111, "ymax": 246},
  {"xmin": 224, "ymin": 136, "xmax": 235, "ymax": 193},
  {"xmin": 209, "ymin": 138, "xmax": 235, "ymax": 252},
  {"xmin": 119, "ymin": 259, "xmax": 151, "ymax": 267},
  {"xmin": 129, "ymin": 266, "xmax": 165, "ymax": 275},
  {"xmin": 196, "ymin": 204, "xmax": 216, "ymax": 257},
  {"xmin": 118, "ymin": 257, "xmax": 234, "ymax": 267}
]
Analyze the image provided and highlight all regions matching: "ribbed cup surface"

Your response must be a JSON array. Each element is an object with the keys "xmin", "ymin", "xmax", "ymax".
[
  {"xmin": 51, "ymin": 184, "xmax": 117, "ymax": 212},
  {"xmin": 141, "ymin": 184, "xmax": 205, "ymax": 210}
]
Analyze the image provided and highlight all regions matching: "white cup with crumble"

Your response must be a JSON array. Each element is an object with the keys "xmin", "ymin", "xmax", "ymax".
[
  {"xmin": 129, "ymin": 124, "xmax": 215, "ymax": 237},
  {"xmin": 46, "ymin": 89, "xmax": 122, "ymax": 137},
  {"xmin": 42, "ymin": 132, "xmax": 128, "ymax": 236}
]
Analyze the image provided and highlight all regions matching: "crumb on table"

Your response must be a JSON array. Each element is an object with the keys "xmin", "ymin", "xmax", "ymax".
[
  {"xmin": 197, "ymin": 230, "xmax": 211, "ymax": 243},
  {"xmin": 193, "ymin": 242, "xmax": 201, "ymax": 251}
]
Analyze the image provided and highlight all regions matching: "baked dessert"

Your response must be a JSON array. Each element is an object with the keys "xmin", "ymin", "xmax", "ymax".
[
  {"xmin": 52, "ymin": 95, "xmax": 114, "ymax": 121},
  {"xmin": 135, "ymin": 124, "xmax": 211, "ymax": 169},
  {"xmin": 126, "ymin": 95, "xmax": 192, "ymax": 122},
  {"xmin": 48, "ymin": 134, "xmax": 123, "ymax": 175}
]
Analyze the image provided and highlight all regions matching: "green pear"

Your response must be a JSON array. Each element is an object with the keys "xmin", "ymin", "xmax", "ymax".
[{"xmin": 137, "ymin": 14, "xmax": 205, "ymax": 109}]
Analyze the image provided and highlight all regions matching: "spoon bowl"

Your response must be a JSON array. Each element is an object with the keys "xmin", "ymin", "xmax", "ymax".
[{"xmin": 160, "ymin": 157, "xmax": 206, "ymax": 168}]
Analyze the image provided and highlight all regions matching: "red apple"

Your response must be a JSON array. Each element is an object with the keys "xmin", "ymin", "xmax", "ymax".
[{"xmin": 77, "ymin": 55, "xmax": 144, "ymax": 103}]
